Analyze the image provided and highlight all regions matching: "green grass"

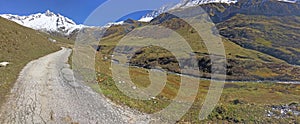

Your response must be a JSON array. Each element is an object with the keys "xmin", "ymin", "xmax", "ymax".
[
  {"xmin": 94, "ymin": 47, "xmax": 300, "ymax": 123},
  {"xmin": 93, "ymin": 62, "xmax": 300, "ymax": 123},
  {"xmin": 91, "ymin": 13, "xmax": 300, "ymax": 123}
]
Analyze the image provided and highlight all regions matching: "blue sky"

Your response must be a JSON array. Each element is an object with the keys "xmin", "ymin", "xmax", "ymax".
[
  {"xmin": 0, "ymin": 0, "xmax": 180, "ymax": 26},
  {"xmin": 0, "ymin": 0, "xmax": 106, "ymax": 25}
]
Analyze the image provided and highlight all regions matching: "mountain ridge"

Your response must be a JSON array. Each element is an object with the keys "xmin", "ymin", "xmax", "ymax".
[
  {"xmin": 139, "ymin": 0, "xmax": 300, "ymax": 22},
  {"xmin": 0, "ymin": 10, "xmax": 86, "ymax": 36},
  {"xmin": 1, "ymin": 0, "xmax": 299, "ymax": 37}
]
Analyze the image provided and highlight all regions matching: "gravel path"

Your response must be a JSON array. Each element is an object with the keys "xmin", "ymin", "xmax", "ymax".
[{"xmin": 0, "ymin": 48, "xmax": 150, "ymax": 124}]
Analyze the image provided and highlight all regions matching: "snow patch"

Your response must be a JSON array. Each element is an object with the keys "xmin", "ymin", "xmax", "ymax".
[
  {"xmin": 103, "ymin": 21, "xmax": 124, "ymax": 28},
  {"xmin": 277, "ymin": 0, "xmax": 298, "ymax": 3},
  {"xmin": 138, "ymin": 17, "xmax": 154, "ymax": 22},
  {"xmin": 0, "ymin": 62, "xmax": 9, "ymax": 67}
]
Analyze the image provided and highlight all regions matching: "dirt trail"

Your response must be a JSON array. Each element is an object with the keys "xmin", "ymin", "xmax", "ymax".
[{"xmin": 0, "ymin": 48, "xmax": 150, "ymax": 124}]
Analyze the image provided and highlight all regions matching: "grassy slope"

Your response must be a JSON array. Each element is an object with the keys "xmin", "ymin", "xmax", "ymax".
[
  {"xmin": 91, "ymin": 13, "xmax": 300, "ymax": 123},
  {"xmin": 218, "ymin": 15, "xmax": 300, "ymax": 65},
  {"xmin": 95, "ymin": 60, "xmax": 300, "ymax": 123},
  {"xmin": 95, "ymin": 55, "xmax": 300, "ymax": 123},
  {"xmin": 97, "ymin": 17, "xmax": 300, "ymax": 81},
  {"xmin": 94, "ymin": 68, "xmax": 300, "ymax": 123},
  {"xmin": 0, "ymin": 17, "xmax": 72, "ymax": 106}
]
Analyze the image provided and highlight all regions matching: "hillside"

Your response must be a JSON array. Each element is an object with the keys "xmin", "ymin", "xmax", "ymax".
[
  {"xmin": 96, "ymin": 12, "xmax": 300, "ymax": 81},
  {"xmin": 92, "ymin": 0, "xmax": 300, "ymax": 123},
  {"xmin": 1, "ymin": 0, "xmax": 297, "ymax": 123},
  {"xmin": 218, "ymin": 15, "xmax": 300, "ymax": 65},
  {"xmin": 0, "ymin": 17, "xmax": 63, "ymax": 106},
  {"xmin": 199, "ymin": 0, "xmax": 300, "ymax": 65},
  {"xmin": 199, "ymin": 0, "xmax": 300, "ymax": 23}
]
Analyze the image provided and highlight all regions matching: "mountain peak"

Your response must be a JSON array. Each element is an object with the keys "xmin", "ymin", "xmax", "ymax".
[
  {"xmin": 45, "ymin": 10, "xmax": 55, "ymax": 17},
  {"xmin": 0, "ymin": 10, "xmax": 85, "ymax": 36}
]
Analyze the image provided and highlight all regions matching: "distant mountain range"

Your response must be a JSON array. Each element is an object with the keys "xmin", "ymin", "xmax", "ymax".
[
  {"xmin": 95, "ymin": 0, "xmax": 300, "ymax": 81},
  {"xmin": 139, "ymin": 0, "xmax": 300, "ymax": 22},
  {"xmin": 139, "ymin": 0, "xmax": 238, "ymax": 22},
  {"xmin": 0, "ymin": 0, "xmax": 299, "ymax": 36}
]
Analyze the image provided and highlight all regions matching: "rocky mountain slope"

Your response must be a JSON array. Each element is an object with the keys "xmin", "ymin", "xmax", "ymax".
[
  {"xmin": 139, "ymin": 0, "xmax": 300, "ymax": 22},
  {"xmin": 95, "ymin": 0, "xmax": 300, "ymax": 81},
  {"xmin": 139, "ymin": 0, "xmax": 238, "ymax": 22}
]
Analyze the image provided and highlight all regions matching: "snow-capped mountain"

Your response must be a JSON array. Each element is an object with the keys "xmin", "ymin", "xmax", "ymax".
[
  {"xmin": 103, "ymin": 21, "xmax": 125, "ymax": 28},
  {"xmin": 139, "ymin": 0, "xmax": 237, "ymax": 22},
  {"xmin": 277, "ymin": 0, "xmax": 299, "ymax": 3},
  {"xmin": 0, "ymin": 10, "xmax": 85, "ymax": 36},
  {"xmin": 170, "ymin": 0, "xmax": 237, "ymax": 9},
  {"xmin": 138, "ymin": 4, "xmax": 174, "ymax": 22},
  {"xmin": 138, "ymin": 0, "xmax": 299, "ymax": 22}
]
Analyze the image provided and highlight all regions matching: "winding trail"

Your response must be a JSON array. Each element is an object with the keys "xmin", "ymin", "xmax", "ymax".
[{"xmin": 0, "ymin": 48, "xmax": 150, "ymax": 124}]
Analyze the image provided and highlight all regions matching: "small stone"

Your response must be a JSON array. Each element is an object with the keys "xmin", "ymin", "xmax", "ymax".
[{"xmin": 132, "ymin": 86, "xmax": 137, "ymax": 90}]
